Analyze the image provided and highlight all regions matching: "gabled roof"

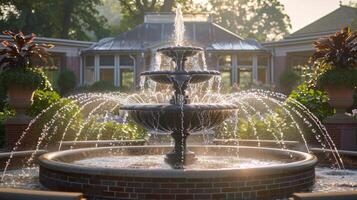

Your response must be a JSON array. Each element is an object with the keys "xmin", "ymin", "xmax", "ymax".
[
  {"xmin": 287, "ymin": 5, "xmax": 357, "ymax": 39},
  {"xmin": 84, "ymin": 19, "xmax": 265, "ymax": 53}
]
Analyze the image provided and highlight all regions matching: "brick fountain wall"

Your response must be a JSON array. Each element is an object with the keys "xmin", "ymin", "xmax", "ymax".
[{"xmin": 40, "ymin": 166, "xmax": 315, "ymax": 200}]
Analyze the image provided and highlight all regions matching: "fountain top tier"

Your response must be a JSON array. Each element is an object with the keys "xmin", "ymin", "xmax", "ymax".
[
  {"xmin": 158, "ymin": 46, "xmax": 203, "ymax": 68},
  {"xmin": 141, "ymin": 45, "xmax": 221, "ymax": 104},
  {"xmin": 142, "ymin": 45, "xmax": 220, "ymax": 86}
]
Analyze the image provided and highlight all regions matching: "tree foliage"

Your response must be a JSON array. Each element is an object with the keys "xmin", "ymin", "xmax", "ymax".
[
  {"xmin": 0, "ymin": 0, "xmax": 291, "ymax": 42},
  {"xmin": 209, "ymin": 0, "xmax": 291, "ymax": 41},
  {"xmin": 117, "ymin": 0, "xmax": 203, "ymax": 32},
  {"xmin": 0, "ymin": 0, "xmax": 109, "ymax": 40}
]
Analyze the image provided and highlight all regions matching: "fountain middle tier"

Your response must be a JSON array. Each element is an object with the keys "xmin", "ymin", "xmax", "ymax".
[
  {"xmin": 141, "ymin": 70, "xmax": 220, "ymax": 84},
  {"xmin": 120, "ymin": 103, "xmax": 237, "ymax": 133}
]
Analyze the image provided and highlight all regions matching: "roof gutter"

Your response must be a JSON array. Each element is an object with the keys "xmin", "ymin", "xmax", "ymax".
[{"xmin": 0, "ymin": 35, "xmax": 94, "ymax": 48}]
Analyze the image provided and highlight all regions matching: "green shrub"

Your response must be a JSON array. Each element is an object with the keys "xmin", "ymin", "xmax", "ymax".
[
  {"xmin": 216, "ymin": 112, "xmax": 302, "ymax": 141},
  {"xmin": 0, "ymin": 68, "xmax": 53, "ymax": 112},
  {"xmin": 27, "ymin": 90, "xmax": 61, "ymax": 117},
  {"xmin": 316, "ymin": 68, "xmax": 357, "ymax": 89},
  {"xmin": 279, "ymin": 68, "xmax": 300, "ymax": 91},
  {"xmin": 0, "ymin": 110, "xmax": 15, "ymax": 147},
  {"xmin": 57, "ymin": 69, "xmax": 77, "ymax": 95},
  {"xmin": 288, "ymin": 82, "xmax": 334, "ymax": 120},
  {"xmin": 0, "ymin": 67, "xmax": 52, "ymax": 91},
  {"xmin": 90, "ymin": 81, "xmax": 119, "ymax": 92},
  {"xmin": 82, "ymin": 120, "xmax": 147, "ymax": 140},
  {"xmin": 29, "ymin": 98, "xmax": 83, "ymax": 147},
  {"xmin": 73, "ymin": 81, "xmax": 120, "ymax": 93},
  {"xmin": 0, "ymin": 86, "xmax": 6, "ymax": 112}
]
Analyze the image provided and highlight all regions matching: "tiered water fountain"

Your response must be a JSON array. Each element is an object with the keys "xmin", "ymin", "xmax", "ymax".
[
  {"xmin": 33, "ymin": 6, "xmax": 318, "ymax": 200},
  {"xmin": 3, "ymin": 5, "xmax": 355, "ymax": 200},
  {"xmin": 121, "ymin": 45, "xmax": 236, "ymax": 168}
]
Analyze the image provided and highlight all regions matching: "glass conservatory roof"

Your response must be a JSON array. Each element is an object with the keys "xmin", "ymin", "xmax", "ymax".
[{"xmin": 84, "ymin": 16, "xmax": 265, "ymax": 53}]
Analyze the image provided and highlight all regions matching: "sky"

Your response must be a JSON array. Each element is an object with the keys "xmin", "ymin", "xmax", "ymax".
[{"xmin": 279, "ymin": 0, "xmax": 351, "ymax": 32}]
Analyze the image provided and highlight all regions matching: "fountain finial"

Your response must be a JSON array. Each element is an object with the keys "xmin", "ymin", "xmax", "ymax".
[{"xmin": 174, "ymin": 3, "xmax": 185, "ymax": 46}]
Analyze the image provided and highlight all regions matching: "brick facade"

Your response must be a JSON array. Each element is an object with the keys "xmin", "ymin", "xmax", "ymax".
[
  {"xmin": 323, "ymin": 122, "xmax": 357, "ymax": 151},
  {"xmin": 4, "ymin": 118, "xmax": 32, "ymax": 150}
]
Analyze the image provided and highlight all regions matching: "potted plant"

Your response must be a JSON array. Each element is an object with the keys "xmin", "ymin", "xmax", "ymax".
[
  {"xmin": 310, "ymin": 27, "xmax": 357, "ymax": 118},
  {"xmin": 0, "ymin": 31, "xmax": 53, "ymax": 119}
]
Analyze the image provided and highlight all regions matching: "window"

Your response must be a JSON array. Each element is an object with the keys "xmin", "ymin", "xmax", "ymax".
[
  {"xmin": 100, "ymin": 55, "xmax": 114, "ymax": 66},
  {"xmin": 99, "ymin": 55, "xmax": 115, "ymax": 85},
  {"xmin": 120, "ymin": 69, "xmax": 134, "ymax": 91},
  {"xmin": 258, "ymin": 56, "xmax": 268, "ymax": 84},
  {"xmin": 85, "ymin": 56, "xmax": 94, "ymax": 67},
  {"xmin": 238, "ymin": 56, "xmax": 252, "ymax": 67},
  {"xmin": 237, "ymin": 56, "xmax": 252, "ymax": 87},
  {"xmin": 84, "ymin": 56, "xmax": 95, "ymax": 85},
  {"xmin": 221, "ymin": 71, "xmax": 231, "ymax": 87},
  {"xmin": 258, "ymin": 68, "xmax": 266, "ymax": 84},
  {"xmin": 219, "ymin": 55, "xmax": 232, "ymax": 87},
  {"xmin": 120, "ymin": 55, "xmax": 135, "ymax": 90},
  {"xmin": 120, "ymin": 55, "xmax": 134, "ymax": 66},
  {"xmin": 238, "ymin": 68, "xmax": 252, "ymax": 88},
  {"xmin": 100, "ymin": 68, "xmax": 115, "ymax": 84},
  {"xmin": 44, "ymin": 54, "xmax": 63, "ymax": 87}
]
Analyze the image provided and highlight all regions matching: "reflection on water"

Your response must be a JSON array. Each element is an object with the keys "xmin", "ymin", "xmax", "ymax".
[
  {"xmin": 73, "ymin": 155, "xmax": 283, "ymax": 169},
  {"xmin": 314, "ymin": 167, "xmax": 357, "ymax": 192}
]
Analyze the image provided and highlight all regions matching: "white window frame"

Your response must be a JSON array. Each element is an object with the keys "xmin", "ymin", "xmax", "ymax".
[{"xmin": 83, "ymin": 55, "xmax": 95, "ymax": 85}]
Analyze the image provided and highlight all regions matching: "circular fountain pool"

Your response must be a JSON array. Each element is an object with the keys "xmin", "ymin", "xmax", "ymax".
[{"xmin": 38, "ymin": 145, "xmax": 317, "ymax": 200}]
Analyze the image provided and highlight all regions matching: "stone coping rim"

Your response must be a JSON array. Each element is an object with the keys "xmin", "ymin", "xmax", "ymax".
[
  {"xmin": 38, "ymin": 145, "xmax": 317, "ymax": 178},
  {"xmin": 120, "ymin": 103, "xmax": 238, "ymax": 111},
  {"xmin": 0, "ymin": 149, "xmax": 47, "ymax": 157},
  {"xmin": 213, "ymin": 139, "xmax": 300, "ymax": 144},
  {"xmin": 59, "ymin": 139, "xmax": 146, "ymax": 145},
  {"xmin": 311, "ymin": 148, "xmax": 357, "ymax": 156}
]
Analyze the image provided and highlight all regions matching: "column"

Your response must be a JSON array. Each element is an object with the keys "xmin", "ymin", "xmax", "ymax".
[
  {"xmin": 94, "ymin": 55, "xmax": 100, "ymax": 82},
  {"xmin": 115, "ymin": 55, "xmax": 120, "ymax": 87},
  {"xmin": 79, "ymin": 55, "xmax": 83, "ymax": 85},
  {"xmin": 252, "ymin": 55, "xmax": 258, "ymax": 82},
  {"xmin": 232, "ymin": 54, "xmax": 238, "ymax": 85}
]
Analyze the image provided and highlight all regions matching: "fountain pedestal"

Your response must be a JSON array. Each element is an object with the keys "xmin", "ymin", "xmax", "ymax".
[{"xmin": 165, "ymin": 130, "xmax": 197, "ymax": 168}]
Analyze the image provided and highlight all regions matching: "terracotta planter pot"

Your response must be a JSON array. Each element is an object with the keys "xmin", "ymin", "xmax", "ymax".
[
  {"xmin": 324, "ymin": 86, "xmax": 354, "ymax": 112},
  {"xmin": 7, "ymin": 87, "xmax": 35, "ymax": 119}
]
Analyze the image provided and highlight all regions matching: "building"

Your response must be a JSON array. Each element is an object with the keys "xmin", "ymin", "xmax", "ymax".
[
  {"xmin": 1, "ymin": 6, "xmax": 355, "ymax": 90},
  {"xmin": 81, "ymin": 13, "xmax": 271, "ymax": 90},
  {"xmin": 0, "ymin": 35, "xmax": 93, "ymax": 86},
  {"xmin": 263, "ymin": 5, "xmax": 357, "ymax": 85}
]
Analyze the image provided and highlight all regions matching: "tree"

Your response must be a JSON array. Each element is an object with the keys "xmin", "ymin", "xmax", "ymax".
[
  {"xmin": 209, "ymin": 0, "xmax": 291, "ymax": 41},
  {"xmin": 98, "ymin": 0, "xmax": 122, "ymax": 36},
  {"xmin": 0, "ymin": 0, "xmax": 109, "ymax": 41},
  {"xmin": 117, "ymin": 0, "xmax": 201, "ymax": 33}
]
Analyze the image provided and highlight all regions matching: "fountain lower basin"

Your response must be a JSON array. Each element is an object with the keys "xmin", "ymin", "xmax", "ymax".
[{"xmin": 38, "ymin": 145, "xmax": 317, "ymax": 200}]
